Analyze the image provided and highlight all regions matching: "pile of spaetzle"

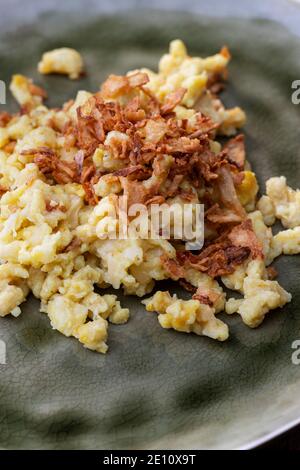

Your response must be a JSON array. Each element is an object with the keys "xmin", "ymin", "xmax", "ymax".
[{"xmin": 0, "ymin": 40, "xmax": 298, "ymax": 353}]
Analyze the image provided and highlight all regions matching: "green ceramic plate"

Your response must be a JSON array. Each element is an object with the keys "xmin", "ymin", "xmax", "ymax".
[{"xmin": 1, "ymin": 0, "xmax": 300, "ymax": 450}]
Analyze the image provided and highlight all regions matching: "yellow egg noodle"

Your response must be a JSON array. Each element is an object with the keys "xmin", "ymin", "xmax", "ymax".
[{"xmin": 0, "ymin": 41, "xmax": 298, "ymax": 353}]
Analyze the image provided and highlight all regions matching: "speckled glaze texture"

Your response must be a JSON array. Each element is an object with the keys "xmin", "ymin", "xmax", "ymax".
[{"xmin": 0, "ymin": 1, "xmax": 300, "ymax": 450}]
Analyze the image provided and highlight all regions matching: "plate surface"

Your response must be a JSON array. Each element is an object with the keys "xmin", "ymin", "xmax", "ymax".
[{"xmin": 0, "ymin": 0, "xmax": 300, "ymax": 450}]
